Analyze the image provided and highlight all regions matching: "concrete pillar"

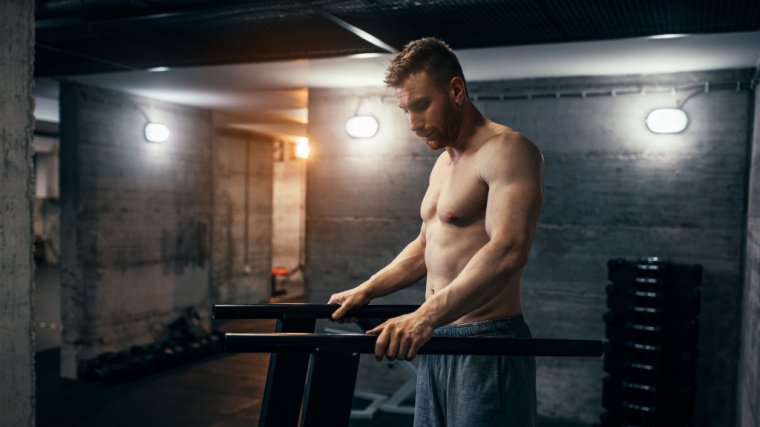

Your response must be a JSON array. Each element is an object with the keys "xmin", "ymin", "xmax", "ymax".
[
  {"xmin": 272, "ymin": 140, "xmax": 306, "ymax": 281},
  {"xmin": 212, "ymin": 129, "xmax": 274, "ymax": 304},
  {"xmin": 738, "ymin": 81, "xmax": 760, "ymax": 427},
  {"xmin": 0, "ymin": 0, "xmax": 36, "ymax": 425}
]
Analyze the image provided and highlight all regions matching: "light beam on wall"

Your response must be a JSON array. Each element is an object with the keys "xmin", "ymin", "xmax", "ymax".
[
  {"xmin": 645, "ymin": 108, "xmax": 689, "ymax": 134},
  {"xmin": 345, "ymin": 116, "xmax": 379, "ymax": 138}
]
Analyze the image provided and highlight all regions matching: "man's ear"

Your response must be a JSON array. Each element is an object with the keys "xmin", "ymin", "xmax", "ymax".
[{"xmin": 449, "ymin": 77, "xmax": 466, "ymax": 103}]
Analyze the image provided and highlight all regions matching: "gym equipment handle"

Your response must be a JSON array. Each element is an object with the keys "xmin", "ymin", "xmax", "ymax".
[
  {"xmin": 225, "ymin": 333, "xmax": 604, "ymax": 357},
  {"xmin": 213, "ymin": 304, "xmax": 419, "ymax": 319}
]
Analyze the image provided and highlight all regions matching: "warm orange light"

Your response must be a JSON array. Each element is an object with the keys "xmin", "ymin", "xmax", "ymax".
[{"xmin": 295, "ymin": 137, "xmax": 309, "ymax": 159}]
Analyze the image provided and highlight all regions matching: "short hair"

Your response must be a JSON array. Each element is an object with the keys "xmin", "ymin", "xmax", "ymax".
[{"xmin": 384, "ymin": 37, "xmax": 466, "ymax": 93}]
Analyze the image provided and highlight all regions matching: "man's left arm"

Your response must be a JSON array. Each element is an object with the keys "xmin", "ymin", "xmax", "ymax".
[{"xmin": 367, "ymin": 134, "xmax": 544, "ymax": 361}]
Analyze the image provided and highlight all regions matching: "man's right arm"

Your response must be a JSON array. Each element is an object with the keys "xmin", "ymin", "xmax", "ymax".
[{"xmin": 328, "ymin": 224, "xmax": 427, "ymax": 321}]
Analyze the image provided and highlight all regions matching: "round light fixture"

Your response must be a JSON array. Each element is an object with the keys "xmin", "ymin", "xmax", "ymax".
[
  {"xmin": 645, "ymin": 109, "xmax": 688, "ymax": 134},
  {"xmin": 144, "ymin": 123, "xmax": 171, "ymax": 142},
  {"xmin": 346, "ymin": 116, "xmax": 379, "ymax": 138}
]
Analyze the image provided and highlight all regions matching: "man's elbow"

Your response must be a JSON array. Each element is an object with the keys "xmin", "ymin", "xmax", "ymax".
[
  {"xmin": 507, "ymin": 249, "xmax": 530, "ymax": 270},
  {"xmin": 492, "ymin": 241, "xmax": 531, "ymax": 271}
]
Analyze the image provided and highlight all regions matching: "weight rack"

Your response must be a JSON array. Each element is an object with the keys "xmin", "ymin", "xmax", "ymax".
[{"xmin": 601, "ymin": 257, "xmax": 702, "ymax": 427}]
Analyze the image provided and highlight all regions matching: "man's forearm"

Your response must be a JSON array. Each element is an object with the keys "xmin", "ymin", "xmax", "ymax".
[{"xmin": 360, "ymin": 238, "xmax": 427, "ymax": 299}]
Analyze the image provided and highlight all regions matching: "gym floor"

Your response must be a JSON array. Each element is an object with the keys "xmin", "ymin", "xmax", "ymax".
[{"xmin": 36, "ymin": 319, "xmax": 418, "ymax": 427}]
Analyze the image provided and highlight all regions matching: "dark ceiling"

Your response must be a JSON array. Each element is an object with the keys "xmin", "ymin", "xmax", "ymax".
[{"xmin": 34, "ymin": 0, "xmax": 760, "ymax": 77}]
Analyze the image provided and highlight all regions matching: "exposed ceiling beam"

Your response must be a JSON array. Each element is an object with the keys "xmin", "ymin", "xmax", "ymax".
[{"xmin": 305, "ymin": 4, "xmax": 399, "ymax": 54}]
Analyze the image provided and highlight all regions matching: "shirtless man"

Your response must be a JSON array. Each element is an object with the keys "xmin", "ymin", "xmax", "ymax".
[{"xmin": 328, "ymin": 38, "xmax": 544, "ymax": 426}]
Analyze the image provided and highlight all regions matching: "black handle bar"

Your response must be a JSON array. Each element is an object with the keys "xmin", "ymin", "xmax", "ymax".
[
  {"xmin": 213, "ymin": 304, "xmax": 419, "ymax": 320},
  {"xmin": 225, "ymin": 333, "xmax": 604, "ymax": 357}
]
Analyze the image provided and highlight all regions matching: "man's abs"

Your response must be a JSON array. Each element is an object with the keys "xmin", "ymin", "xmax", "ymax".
[{"xmin": 423, "ymin": 219, "xmax": 523, "ymax": 325}]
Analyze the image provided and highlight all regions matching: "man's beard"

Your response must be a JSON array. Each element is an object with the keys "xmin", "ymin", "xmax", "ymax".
[{"xmin": 422, "ymin": 100, "xmax": 460, "ymax": 150}]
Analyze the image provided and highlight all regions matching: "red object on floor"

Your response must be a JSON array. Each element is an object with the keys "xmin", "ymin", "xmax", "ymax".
[{"xmin": 271, "ymin": 267, "xmax": 290, "ymax": 276}]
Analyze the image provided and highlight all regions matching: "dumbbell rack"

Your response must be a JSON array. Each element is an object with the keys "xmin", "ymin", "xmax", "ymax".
[{"xmin": 601, "ymin": 257, "xmax": 702, "ymax": 427}]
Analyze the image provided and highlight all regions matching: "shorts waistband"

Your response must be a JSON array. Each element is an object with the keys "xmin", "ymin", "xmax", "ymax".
[{"xmin": 433, "ymin": 313, "xmax": 526, "ymax": 337}]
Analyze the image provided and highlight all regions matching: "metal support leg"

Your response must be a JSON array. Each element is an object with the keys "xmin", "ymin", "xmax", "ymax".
[
  {"xmin": 259, "ymin": 315, "xmax": 316, "ymax": 427},
  {"xmin": 300, "ymin": 348, "xmax": 361, "ymax": 427}
]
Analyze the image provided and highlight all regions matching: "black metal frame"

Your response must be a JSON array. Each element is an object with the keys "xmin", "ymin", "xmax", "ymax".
[
  {"xmin": 226, "ymin": 333, "xmax": 603, "ymax": 357},
  {"xmin": 213, "ymin": 303, "xmax": 419, "ymax": 320},
  {"xmin": 214, "ymin": 304, "xmax": 603, "ymax": 427}
]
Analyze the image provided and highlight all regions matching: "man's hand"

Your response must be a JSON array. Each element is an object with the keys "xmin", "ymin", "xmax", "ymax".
[
  {"xmin": 328, "ymin": 287, "xmax": 372, "ymax": 322},
  {"xmin": 366, "ymin": 313, "xmax": 435, "ymax": 361}
]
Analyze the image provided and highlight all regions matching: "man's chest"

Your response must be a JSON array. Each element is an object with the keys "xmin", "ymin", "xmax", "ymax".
[{"xmin": 421, "ymin": 162, "xmax": 488, "ymax": 225}]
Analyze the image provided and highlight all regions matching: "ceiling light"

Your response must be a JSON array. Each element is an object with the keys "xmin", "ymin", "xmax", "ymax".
[
  {"xmin": 645, "ymin": 108, "xmax": 688, "ymax": 134},
  {"xmin": 648, "ymin": 34, "xmax": 689, "ymax": 40},
  {"xmin": 295, "ymin": 138, "xmax": 310, "ymax": 159},
  {"xmin": 147, "ymin": 66, "xmax": 170, "ymax": 72},
  {"xmin": 349, "ymin": 53, "xmax": 382, "ymax": 59},
  {"xmin": 346, "ymin": 116, "xmax": 379, "ymax": 138},
  {"xmin": 144, "ymin": 123, "xmax": 171, "ymax": 142}
]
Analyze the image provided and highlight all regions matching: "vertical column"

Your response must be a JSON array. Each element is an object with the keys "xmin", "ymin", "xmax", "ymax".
[
  {"xmin": 738, "ymin": 83, "xmax": 760, "ymax": 427},
  {"xmin": 0, "ymin": 0, "xmax": 36, "ymax": 425}
]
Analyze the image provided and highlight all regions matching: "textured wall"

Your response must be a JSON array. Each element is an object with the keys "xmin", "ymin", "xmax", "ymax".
[
  {"xmin": 738, "ymin": 85, "xmax": 760, "ymax": 427},
  {"xmin": 212, "ymin": 129, "xmax": 273, "ymax": 304},
  {"xmin": 59, "ymin": 82, "xmax": 214, "ymax": 378},
  {"xmin": 0, "ymin": 0, "xmax": 36, "ymax": 425},
  {"xmin": 305, "ymin": 69, "xmax": 753, "ymax": 425},
  {"xmin": 272, "ymin": 146, "xmax": 306, "ymax": 271},
  {"xmin": 306, "ymin": 88, "xmax": 434, "ymax": 309}
]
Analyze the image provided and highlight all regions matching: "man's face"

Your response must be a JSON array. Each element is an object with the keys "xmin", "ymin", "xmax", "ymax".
[{"xmin": 395, "ymin": 72, "xmax": 459, "ymax": 150}]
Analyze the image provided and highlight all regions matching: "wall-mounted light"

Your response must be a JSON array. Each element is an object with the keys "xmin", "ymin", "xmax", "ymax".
[
  {"xmin": 135, "ymin": 104, "xmax": 171, "ymax": 143},
  {"xmin": 144, "ymin": 122, "xmax": 171, "ymax": 142},
  {"xmin": 295, "ymin": 137, "xmax": 310, "ymax": 159},
  {"xmin": 346, "ymin": 116, "xmax": 379, "ymax": 138},
  {"xmin": 645, "ymin": 108, "xmax": 688, "ymax": 134}
]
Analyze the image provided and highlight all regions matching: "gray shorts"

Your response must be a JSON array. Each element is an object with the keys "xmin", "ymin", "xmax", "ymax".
[{"xmin": 414, "ymin": 314, "xmax": 537, "ymax": 427}]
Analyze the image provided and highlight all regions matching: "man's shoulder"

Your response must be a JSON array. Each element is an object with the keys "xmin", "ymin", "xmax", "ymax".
[
  {"xmin": 475, "ymin": 127, "xmax": 543, "ymax": 182},
  {"xmin": 479, "ymin": 127, "xmax": 541, "ymax": 161}
]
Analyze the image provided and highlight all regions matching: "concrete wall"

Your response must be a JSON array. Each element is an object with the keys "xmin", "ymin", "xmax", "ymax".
[
  {"xmin": 305, "ymin": 69, "xmax": 753, "ymax": 425},
  {"xmin": 0, "ymin": 0, "xmax": 36, "ymax": 425},
  {"xmin": 59, "ymin": 82, "xmax": 214, "ymax": 378},
  {"xmin": 272, "ymin": 141, "xmax": 307, "ymax": 291},
  {"xmin": 212, "ymin": 129, "xmax": 273, "ymax": 304},
  {"xmin": 738, "ymin": 83, "xmax": 759, "ymax": 427}
]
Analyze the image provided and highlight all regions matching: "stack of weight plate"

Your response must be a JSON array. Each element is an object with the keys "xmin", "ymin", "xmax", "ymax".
[{"xmin": 601, "ymin": 257, "xmax": 701, "ymax": 427}]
